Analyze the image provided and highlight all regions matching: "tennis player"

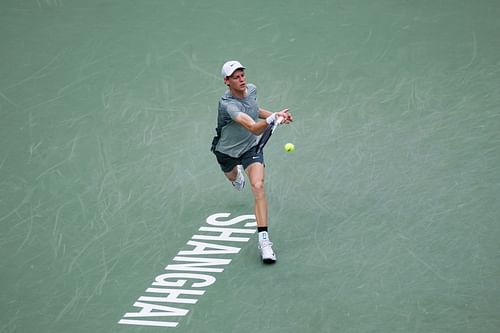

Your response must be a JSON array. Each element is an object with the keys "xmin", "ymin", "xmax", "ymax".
[{"xmin": 211, "ymin": 60, "xmax": 293, "ymax": 263}]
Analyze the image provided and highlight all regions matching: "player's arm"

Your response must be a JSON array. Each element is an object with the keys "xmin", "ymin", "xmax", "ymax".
[
  {"xmin": 233, "ymin": 112, "xmax": 271, "ymax": 135},
  {"xmin": 258, "ymin": 108, "xmax": 274, "ymax": 119}
]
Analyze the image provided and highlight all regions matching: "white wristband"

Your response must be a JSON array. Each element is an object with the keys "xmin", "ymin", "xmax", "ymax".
[{"xmin": 266, "ymin": 113, "xmax": 276, "ymax": 125}]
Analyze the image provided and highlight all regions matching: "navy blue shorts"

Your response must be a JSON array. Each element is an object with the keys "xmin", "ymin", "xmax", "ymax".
[{"xmin": 214, "ymin": 145, "xmax": 264, "ymax": 173}]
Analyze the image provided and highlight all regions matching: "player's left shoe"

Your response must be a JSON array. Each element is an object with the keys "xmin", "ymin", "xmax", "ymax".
[
  {"xmin": 259, "ymin": 240, "xmax": 277, "ymax": 264},
  {"xmin": 232, "ymin": 165, "xmax": 245, "ymax": 191}
]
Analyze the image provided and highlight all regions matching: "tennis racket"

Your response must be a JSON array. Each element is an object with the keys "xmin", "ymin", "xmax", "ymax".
[{"xmin": 256, "ymin": 116, "xmax": 284, "ymax": 153}]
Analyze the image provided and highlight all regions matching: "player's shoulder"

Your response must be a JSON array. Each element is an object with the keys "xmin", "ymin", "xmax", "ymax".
[
  {"xmin": 219, "ymin": 90, "xmax": 234, "ymax": 105},
  {"xmin": 219, "ymin": 91, "xmax": 240, "ymax": 111},
  {"xmin": 247, "ymin": 83, "xmax": 257, "ymax": 94}
]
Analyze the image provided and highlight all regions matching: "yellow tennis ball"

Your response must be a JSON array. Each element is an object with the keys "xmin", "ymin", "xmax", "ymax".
[{"xmin": 284, "ymin": 143, "xmax": 295, "ymax": 152}]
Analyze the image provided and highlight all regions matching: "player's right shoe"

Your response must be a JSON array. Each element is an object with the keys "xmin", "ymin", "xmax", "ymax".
[
  {"xmin": 258, "ymin": 240, "xmax": 277, "ymax": 264},
  {"xmin": 232, "ymin": 165, "xmax": 245, "ymax": 191}
]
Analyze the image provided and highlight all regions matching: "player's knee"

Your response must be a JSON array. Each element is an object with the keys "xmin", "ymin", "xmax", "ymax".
[{"xmin": 251, "ymin": 179, "xmax": 265, "ymax": 194}]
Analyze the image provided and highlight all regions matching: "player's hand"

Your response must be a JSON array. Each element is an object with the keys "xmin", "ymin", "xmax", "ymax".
[{"xmin": 276, "ymin": 108, "xmax": 293, "ymax": 124}]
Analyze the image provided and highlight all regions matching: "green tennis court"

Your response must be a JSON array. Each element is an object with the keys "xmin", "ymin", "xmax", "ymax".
[{"xmin": 1, "ymin": 1, "xmax": 499, "ymax": 332}]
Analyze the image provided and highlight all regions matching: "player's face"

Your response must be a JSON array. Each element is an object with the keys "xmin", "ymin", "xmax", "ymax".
[{"xmin": 225, "ymin": 69, "xmax": 246, "ymax": 93}]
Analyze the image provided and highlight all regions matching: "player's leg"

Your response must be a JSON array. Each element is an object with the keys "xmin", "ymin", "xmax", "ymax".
[
  {"xmin": 224, "ymin": 167, "xmax": 238, "ymax": 182},
  {"xmin": 225, "ymin": 165, "xmax": 245, "ymax": 190},
  {"xmin": 214, "ymin": 151, "xmax": 245, "ymax": 190},
  {"xmin": 245, "ymin": 162, "xmax": 268, "ymax": 227},
  {"xmin": 245, "ymin": 161, "xmax": 276, "ymax": 263}
]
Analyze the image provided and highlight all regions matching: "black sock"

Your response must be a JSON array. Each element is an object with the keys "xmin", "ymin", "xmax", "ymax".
[{"xmin": 257, "ymin": 226, "xmax": 268, "ymax": 233}]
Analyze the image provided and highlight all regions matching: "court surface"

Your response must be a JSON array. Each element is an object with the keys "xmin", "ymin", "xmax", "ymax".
[{"xmin": 1, "ymin": 1, "xmax": 499, "ymax": 332}]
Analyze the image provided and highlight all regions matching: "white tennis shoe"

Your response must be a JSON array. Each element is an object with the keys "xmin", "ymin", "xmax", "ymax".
[
  {"xmin": 259, "ymin": 240, "xmax": 277, "ymax": 263},
  {"xmin": 232, "ymin": 165, "xmax": 245, "ymax": 191}
]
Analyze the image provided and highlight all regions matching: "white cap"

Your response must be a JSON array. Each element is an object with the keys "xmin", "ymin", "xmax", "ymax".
[{"xmin": 221, "ymin": 60, "xmax": 245, "ymax": 78}]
